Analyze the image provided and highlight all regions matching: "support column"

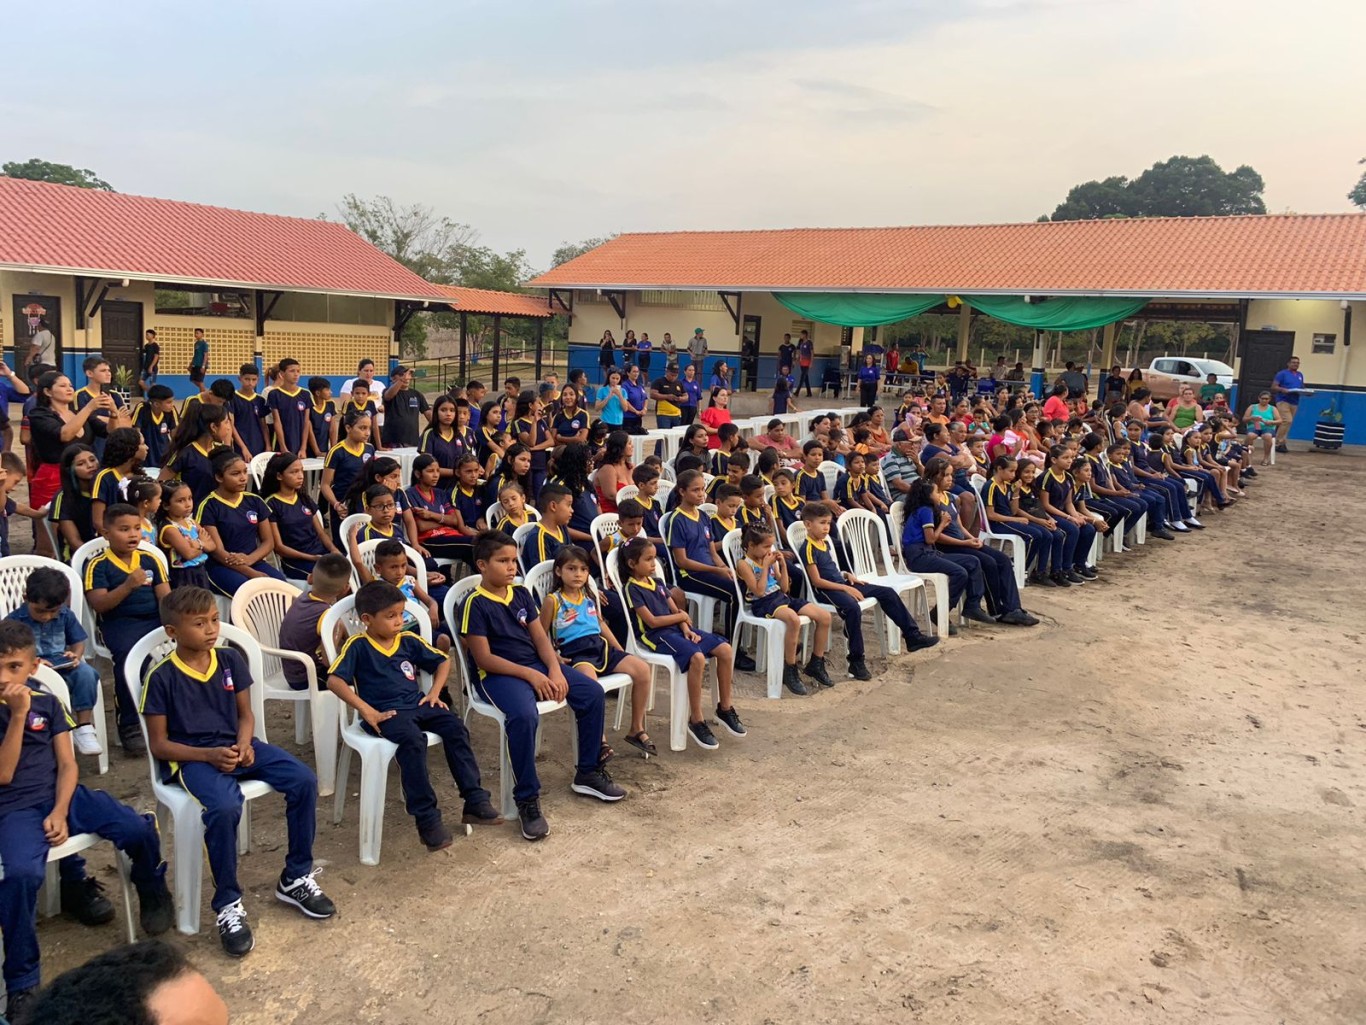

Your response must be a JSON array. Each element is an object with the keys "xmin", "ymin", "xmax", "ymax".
[
  {"xmin": 956, "ymin": 302, "xmax": 971, "ymax": 363},
  {"xmin": 1100, "ymin": 321, "xmax": 1117, "ymax": 372},
  {"xmin": 534, "ymin": 319, "xmax": 544, "ymax": 380},
  {"xmin": 490, "ymin": 315, "xmax": 502, "ymax": 392},
  {"xmin": 458, "ymin": 311, "xmax": 468, "ymax": 382},
  {"xmin": 1030, "ymin": 329, "xmax": 1047, "ymax": 397}
]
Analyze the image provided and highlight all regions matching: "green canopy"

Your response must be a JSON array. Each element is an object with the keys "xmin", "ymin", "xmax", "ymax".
[
  {"xmin": 772, "ymin": 292, "xmax": 945, "ymax": 327},
  {"xmin": 958, "ymin": 295, "xmax": 1148, "ymax": 331}
]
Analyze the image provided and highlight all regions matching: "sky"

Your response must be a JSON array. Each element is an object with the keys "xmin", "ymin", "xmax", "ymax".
[{"xmin": 7, "ymin": 0, "xmax": 1365, "ymax": 271}]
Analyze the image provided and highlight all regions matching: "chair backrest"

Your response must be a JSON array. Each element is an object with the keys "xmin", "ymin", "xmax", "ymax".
[
  {"xmin": 248, "ymin": 452, "xmax": 274, "ymax": 490},
  {"xmin": 522, "ymin": 559, "xmax": 555, "ymax": 603},
  {"xmin": 72, "ymin": 538, "xmax": 169, "ymax": 580},
  {"xmin": 353, "ymin": 538, "xmax": 428, "ymax": 592},
  {"xmin": 321, "ymin": 596, "xmax": 433, "ymax": 718},
  {"xmin": 442, "ymin": 574, "xmax": 485, "ymax": 704},
  {"xmin": 658, "ymin": 464, "xmax": 676, "ymax": 483},
  {"xmin": 338, "ymin": 513, "xmax": 370, "ymax": 550},
  {"xmin": 589, "ymin": 513, "xmax": 619, "ymax": 557},
  {"xmin": 699, "ymin": 502, "xmax": 717, "ymax": 518},
  {"xmin": 655, "ymin": 479, "xmax": 674, "ymax": 504},
  {"xmin": 0, "ymin": 556, "xmax": 85, "ymax": 623},
  {"xmin": 888, "ymin": 502, "xmax": 907, "ymax": 557},
  {"xmin": 614, "ymin": 484, "xmax": 639, "ymax": 506},
  {"xmin": 718, "ymin": 527, "xmax": 751, "ymax": 606},
  {"xmin": 836, "ymin": 508, "xmax": 893, "ymax": 578},
  {"xmin": 604, "ymin": 547, "xmax": 666, "ymax": 649},
  {"xmin": 484, "ymin": 500, "xmax": 504, "ymax": 526},
  {"xmin": 31, "ymin": 664, "xmax": 71, "ymax": 709},
  {"xmin": 230, "ymin": 577, "xmax": 304, "ymax": 684},
  {"xmin": 818, "ymin": 460, "xmax": 843, "ymax": 496}
]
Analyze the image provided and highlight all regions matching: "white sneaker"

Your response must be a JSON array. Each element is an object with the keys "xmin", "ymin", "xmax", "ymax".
[{"xmin": 73, "ymin": 724, "xmax": 103, "ymax": 756}]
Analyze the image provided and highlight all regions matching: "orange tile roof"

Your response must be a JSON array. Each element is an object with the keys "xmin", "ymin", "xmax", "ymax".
[
  {"xmin": 527, "ymin": 215, "xmax": 1366, "ymax": 299},
  {"xmin": 0, "ymin": 177, "xmax": 451, "ymax": 302},
  {"xmin": 435, "ymin": 284, "xmax": 553, "ymax": 318}
]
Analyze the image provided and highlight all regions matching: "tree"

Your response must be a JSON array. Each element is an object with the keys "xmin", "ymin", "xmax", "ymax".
[
  {"xmin": 2, "ymin": 158, "xmax": 113, "ymax": 191},
  {"xmin": 335, "ymin": 194, "xmax": 478, "ymax": 283},
  {"xmin": 1350, "ymin": 158, "xmax": 1366, "ymax": 211},
  {"xmin": 551, "ymin": 235, "xmax": 617, "ymax": 268},
  {"xmin": 1044, "ymin": 155, "xmax": 1265, "ymax": 221}
]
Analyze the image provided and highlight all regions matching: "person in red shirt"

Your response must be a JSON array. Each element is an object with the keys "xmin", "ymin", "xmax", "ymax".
[{"xmin": 1042, "ymin": 383, "xmax": 1070, "ymax": 421}]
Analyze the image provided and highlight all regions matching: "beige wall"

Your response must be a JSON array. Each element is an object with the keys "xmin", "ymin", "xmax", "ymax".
[{"xmin": 1245, "ymin": 298, "xmax": 1361, "ymax": 386}]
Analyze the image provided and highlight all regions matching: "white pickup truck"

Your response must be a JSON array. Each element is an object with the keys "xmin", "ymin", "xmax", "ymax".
[{"xmin": 1129, "ymin": 357, "xmax": 1236, "ymax": 402}]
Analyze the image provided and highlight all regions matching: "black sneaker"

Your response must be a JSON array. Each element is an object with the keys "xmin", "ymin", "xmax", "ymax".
[
  {"xmin": 1050, "ymin": 572, "xmax": 1072, "ymax": 587},
  {"xmin": 963, "ymin": 606, "xmax": 997, "ymax": 625},
  {"xmin": 572, "ymin": 767, "xmax": 627, "ymax": 801},
  {"xmin": 216, "ymin": 900, "xmax": 254, "ymax": 957},
  {"xmin": 782, "ymin": 662, "xmax": 808, "ymax": 695},
  {"xmin": 1064, "ymin": 570, "xmax": 1086, "ymax": 584},
  {"xmin": 849, "ymin": 658, "xmax": 873, "ymax": 681},
  {"xmin": 998, "ymin": 609, "xmax": 1039, "ymax": 627},
  {"xmin": 1275, "ymin": 443, "xmax": 1289, "ymax": 454},
  {"xmin": 1242, "ymin": 467, "xmax": 1259, "ymax": 478},
  {"xmin": 715, "ymin": 705, "xmax": 747, "ymax": 737},
  {"xmin": 118, "ymin": 722, "xmax": 146, "ymax": 755},
  {"xmin": 1078, "ymin": 565, "xmax": 1098, "ymax": 579},
  {"xmin": 734, "ymin": 651, "xmax": 757, "ymax": 673},
  {"xmin": 137, "ymin": 879, "xmax": 174, "ymax": 936},
  {"xmin": 419, "ymin": 821, "xmax": 455, "ymax": 851},
  {"xmin": 803, "ymin": 656, "xmax": 833, "ymax": 688},
  {"xmin": 516, "ymin": 799, "xmax": 550, "ymax": 841},
  {"xmin": 1034, "ymin": 572, "xmax": 1056, "ymax": 587},
  {"xmin": 1153, "ymin": 528, "xmax": 1176, "ymax": 540},
  {"xmin": 61, "ymin": 876, "xmax": 115, "ymax": 926},
  {"xmin": 904, "ymin": 633, "xmax": 939, "ymax": 652},
  {"xmin": 461, "ymin": 800, "xmax": 505, "ymax": 826},
  {"xmin": 687, "ymin": 719, "xmax": 719, "ymax": 750},
  {"xmin": 6, "ymin": 987, "xmax": 36, "ymax": 1023},
  {"xmin": 275, "ymin": 870, "xmax": 336, "ymax": 919}
]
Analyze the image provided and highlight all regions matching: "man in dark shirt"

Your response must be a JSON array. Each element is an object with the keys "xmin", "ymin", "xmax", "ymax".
[
  {"xmin": 382, "ymin": 366, "xmax": 430, "ymax": 448},
  {"xmin": 1061, "ymin": 361, "xmax": 1088, "ymax": 399},
  {"xmin": 649, "ymin": 363, "xmax": 687, "ymax": 431}
]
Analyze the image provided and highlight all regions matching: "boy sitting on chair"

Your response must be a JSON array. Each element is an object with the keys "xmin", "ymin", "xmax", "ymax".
[
  {"xmin": 0, "ymin": 621, "xmax": 172, "ymax": 1019},
  {"xmin": 140, "ymin": 587, "xmax": 335, "ymax": 958},
  {"xmin": 327, "ymin": 579, "xmax": 501, "ymax": 852}
]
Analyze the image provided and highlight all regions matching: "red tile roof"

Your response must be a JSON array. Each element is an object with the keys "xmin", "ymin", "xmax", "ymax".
[
  {"xmin": 435, "ymin": 284, "xmax": 553, "ymax": 318},
  {"xmin": 0, "ymin": 177, "xmax": 450, "ymax": 302},
  {"xmin": 527, "ymin": 216, "xmax": 1366, "ymax": 299}
]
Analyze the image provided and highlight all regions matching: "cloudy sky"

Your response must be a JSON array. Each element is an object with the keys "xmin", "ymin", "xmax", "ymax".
[{"xmin": 9, "ymin": 0, "xmax": 1364, "ymax": 269}]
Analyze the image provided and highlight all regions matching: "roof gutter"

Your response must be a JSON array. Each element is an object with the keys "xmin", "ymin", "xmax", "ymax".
[{"xmin": 525, "ymin": 283, "xmax": 1366, "ymax": 302}]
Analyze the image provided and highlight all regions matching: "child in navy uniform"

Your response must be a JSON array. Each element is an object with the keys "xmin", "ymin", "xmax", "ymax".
[
  {"xmin": 141, "ymin": 587, "xmax": 335, "ymax": 957},
  {"xmin": 621, "ymin": 537, "xmax": 745, "ymax": 751},
  {"xmin": 0, "ymin": 621, "xmax": 172, "ymax": 1019},
  {"xmin": 521, "ymin": 483, "xmax": 571, "ymax": 571},
  {"xmin": 735, "ymin": 524, "xmax": 832, "ymax": 696},
  {"xmin": 328, "ymin": 580, "xmax": 500, "ymax": 851},
  {"xmin": 459, "ymin": 532, "xmax": 624, "ymax": 842}
]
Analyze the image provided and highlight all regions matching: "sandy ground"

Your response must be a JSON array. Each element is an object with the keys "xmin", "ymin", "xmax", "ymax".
[{"xmin": 23, "ymin": 449, "xmax": 1366, "ymax": 1025}]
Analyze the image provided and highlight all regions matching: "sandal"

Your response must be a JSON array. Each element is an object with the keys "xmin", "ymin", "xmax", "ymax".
[
  {"xmin": 624, "ymin": 731, "xmax": 658, "ymax": 758},
  {"xmin": 598, "ymin": 741, "xmax": 615, "ymax": 767}
]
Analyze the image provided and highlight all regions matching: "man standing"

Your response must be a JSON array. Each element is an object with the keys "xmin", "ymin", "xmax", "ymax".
[
  {"xmin": 797, "ymin": 330, "xmax": 814, "ymax": 396},
  {"xmin": 26, "ymin": 319, "xmax": 56, "ymax": 379},
  {"xmin": 139, "ymin": 329, "xmax": 160, "ymax": 393},
  {"xmin": 688, "ymin": 328, "xmax": 709, "ymax": 372},
  {"xmin": 1061, "ymin": 360, "xmax": 1088, "ymax": 400},
  {"xmin": 1271, "ymin": 355, "xmax": 1307, "ymax": 453},
  {"xmin": 777, "ymin": 334, "xmax": 796, "ymax": 378},
  {"xmin": 382, "ymin": 365, "xmax": 430, "ymax": 448},
  {"xmin": 188, "ymin": 328, "xmax": 209, "ymax": 389},
  {"xmin": 650, "ymin": 363, "xmax": 686, "ymax": 432}
]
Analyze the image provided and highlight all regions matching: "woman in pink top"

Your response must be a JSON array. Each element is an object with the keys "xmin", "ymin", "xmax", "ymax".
[
  {"xmin": 1042, "ymin": 383, "xmax": 1070, "ymax": 421},
  {"xmin": 763, "ymin": 420, "xmax": 802, "ymax": 458},
  {"xmin": 700, "ymin": 387, "xmax": 733, "ymax": 448}
]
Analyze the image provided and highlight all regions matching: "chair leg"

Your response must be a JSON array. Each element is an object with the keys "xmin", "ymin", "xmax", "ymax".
[
  {"xmin": 171, "ymin": 809, "xmax": 205, "ymax": 935},
  {"xmin": 294, "ymin": 703, "xmax": 310, "ymax": 745},
  {"xmin": 669, "ymin": 671, "xmax": 689, "ymax": 752},
  {"xmin": 237, "ymin": 801, "xmax": 251, "ymax": 856},
  {"xmin": 498, "ymin": 726, "xmax": 518, "ymax": 822},
  {"xmin": 765, "ymin": 626, "xmax": 783, "ymax": 700},
  {"xmin": 357, "ymin": 750, "xmax": 394, "ymax": 867},
  {"xmin": 41, "ymin": 861, "xmax": 61, "ymax": 918},
  {"xmin": 333, "ymin": 744, "xmax": 354, "ymax": 825},
  {"xmin": 612, "ymin": 690, "xmax": 626, "ymax": 731},
  {"xmin": 313, "ymin": 700, "xmax": 339, "ymax": 800},
  {"xmin": 116, "ymin": 851, "xmax": 136, "ymax": 943},
  {"xmin": 94, "ymin": 683, "xmax": 110, "ymax": 776}
]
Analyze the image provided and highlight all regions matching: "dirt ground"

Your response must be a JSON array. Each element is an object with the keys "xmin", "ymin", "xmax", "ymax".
[{"xmin": 27, "ymin": 450, "xmax": 1366, "ymax": 1025}]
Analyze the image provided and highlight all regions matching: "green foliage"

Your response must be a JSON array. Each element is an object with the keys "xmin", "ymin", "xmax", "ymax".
[
  {"xmin": 551, "ymin": 236, "xmax": 617, "ymax": 267},
  {"xmin": 1350, "ymin": 158, "xmax": 1366, "ymax": 211},
  {"xmin": 1045, "ymin": 155, "xmax": 1265, "ymax": 221},
  {"xmin": 2, "ymin": 158, "xmax": 113, "ymax": 191}
]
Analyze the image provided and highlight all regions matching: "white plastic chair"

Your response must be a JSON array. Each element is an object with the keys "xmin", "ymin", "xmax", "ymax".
[
  {"xmin": 248, "ymin": 452, "xmax": 274, "ymax": 490},
  {"xmin": 322, "ymin": 595, "xmax": 444, "ymax": 865},
  {"xmin": 442, "ymin": 578, "xmax": 568, "ymax": 820},
  {"xmin": 698, "ymin": 502, "xmax": 717, "ymax": 519},
  {"xmin": 654, "ymin": 479, "xmax": 674, "ymax": 505},
  {"xmin": 124, "ymin": 624, "xmax": 273, "ymax": 935},
  {"xmin": 719, "ymin": 529, "xmax": 809, "ymax": 699},
  {"xmin": 31, "ymin": 668, "xmax": 135, "ymax": 940},
  {"xmin": 589, "ymin": 513, "xmax": 619, "ymax": 560},
  {"xmin": 0, "ymin": 556, "xmax": 110, "ymax": 774},
  {"xmin": 352, "ymin": 538, "xmax": 429, "ymax": 592},
  {"xmin": 613, "ymin": 484, "xmax": 640, "ymax": 507},
  {"xmin": 71, "ymin": 539, "xmax": 172, "ymax": 662},
  {"xmin": 835, "ymin": 509, "xmax": 932, "ymax": 653},
  {"xmin": 230, "ymin": 578, "xmax": 339, "ymax": 797},
  {"xmin": 785, "ymin": 521, "xmax": 885, "ymax": 663},
  {"xmin": 605, "ymin": 548, "xmax": 705, "ymax": 752},
  {"xmin": 968, "ymin": 477, "xmax": 1027, "ymax": 588},
  {"xmin": 658, "ymin": 464, "xmax": 676, "ymax": 484},
  {"xmin": 887, "ymin": 502, "xmax": 955, "ymax": 636},
  {"xmin": 522, "ymin": 559, "xmax": 555, "ymax": 602},
  {"xmin": 817, "ymin": 460, "xmax": 843, "ymax": 498},
  {"xmin": 660, "ymin": 510, "xmax": 721, "ymax": 633},
  {"xmin": 338, "ymin": 512, "xmax": 370, "ymax": 553},
  {"xmin": 512, "ymin": 522, "xmax": 539, "ymax": 572}
]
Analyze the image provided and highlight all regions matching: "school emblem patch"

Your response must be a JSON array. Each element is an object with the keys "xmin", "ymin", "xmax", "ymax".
[
  {"xmin": 246, "ymin": 511, "xmax": 259, "ymax": 524},
  {"xmin": 515, "ymin": 607, "xmax": 528, "ymax": 626},
  {"xmin": 400, "ymin": 660, "xmax": 416, "ymax": 681},
  {"xmin": 222, "ymin": 668, "xmax": 236, "ymax": 692},
  {"xmin": 297, "ymin": 400, "xmax": 307, "ymax": 412},
  {"xmin": 27, "ymin": 711, "xmax": 49, "ymax": 732}
]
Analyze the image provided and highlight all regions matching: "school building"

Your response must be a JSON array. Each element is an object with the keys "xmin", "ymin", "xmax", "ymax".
[
  {"xmin": 0, "ymin": 177, "xmax": 451, "ymax": 396},
  {"xmin": 528, "ymin": 216, "xmax": 1366, "ymax": 443}
]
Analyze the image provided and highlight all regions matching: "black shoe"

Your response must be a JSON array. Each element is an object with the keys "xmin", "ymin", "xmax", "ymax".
[
  {"xmin": 947, "ymin": 622, "xmax": 959, "ymax": 636},
  {"xmin": 6, "ymin": 987, "xmax": 36, "ymax": 1023},
  {"xmin": 461, "ymin": 800, "xmax": 505, "ymax": 826},
  {"xmin": 1153, "ymin": 528, "xmax": 1176, "ymax": 540},
  {"xmin": 849, "ymin": 658, "xmax": 873, "ymax": 681},
  {"xmin": 782, "ymin": 662, "xmax": 808, "ymax": 695},
  {"xmin": 999, "ymin": 609, "xmax": 1039, "ymax": 626},
  {"xmin": 715, "ymin": 705, "xmax": 747, "ymax": 737},
  {"xmin": 1078, "ymin": 565, "xmax": 1098, "ymax": 579},
  {"xmin": 419, "ymin": 821, "xmax": 455, "ymax": 851},
  {"xmin": 275, "ymin": 870, "xmax": 336, "ymax": 919},
  {"xmin": 571, "ymin": 767, "xmax": 627, "ymax": 801},
  {"xmin": 137, "ymin": 879, "xmax": 174, "ymax": 936},
  {"xmin": 1033, "ymin": 572, "xmax": 1056, "ymax": 587},
  {"xmin": 904, "ymin": 633, "xmax": 939, "ymax": 652},
  {"xmin": 516, "ymin": 799, "xmax": 550, "ymax": 841},
  {"xmin": 963, "ymin": 606, "xmax": 997, "ymax": 625},
  {"xmin": 688, "ymin": 719, "xmax": 720, "ymax": 749},
  {"xmin": 61, "ymin": 876, "xmax": 115, "ymax": 926},
  {"xmin": 217, "ymin": 900, "xmax": 254, "ymax": 957},
  {"xmin": 1275, "ymin": 443, "xmax": 1289, "ymax": 454},
  {"xmin": 118, "ymin": 722, "xmax": 146, "ymax": 755},
  {"xmin": 1064, "ymin": 571, "xmax": 1086, "ymax": 584},
  {"xmin": 1243, "ymin": 467, "xmax": 1259, "ymax": 478},
  {"xmin": 1050, "ymin": 572, "xmax": 1072, "ymax": 587},
  {"xmin": 803, "ymin": 656, "xmax": 833, "ymax": 689},
  {"xmin": 734, "ymin": 652, "xmax": 757, "ymax": 673}
]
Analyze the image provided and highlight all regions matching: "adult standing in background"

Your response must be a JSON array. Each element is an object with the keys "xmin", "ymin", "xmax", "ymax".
[
  {"xmin": 1100, "ymin": 364, "xmax": 1127, "ymax": 405},
  {"xmin": 679, "ymin": 362, "xmax": 703, "ymax": 425},
  {"xmin": 621, "ymin": 329, "xmax": 638, "ymax": 370},
  {"xmin": 0, "ymin": 360, "xmax": 32, "ymax": 454},
  {"xmin": 27, "ymin": 371, "xmax": 120, "ymax": 508},
  {"xmin": 649, "ymin": 362, "xmax": 686, "ymax": 433},
  {"xmin": 140, "ymin": 329, "xmax": 160, "ymax": 393},
  {"xmin": 26, "ymin": 318, "xmax": 56, "ymax": 380},
  {"xmin": 699, "ymin": 386, "xmax": 732, "ymax": 446},
  {"xmin": 621, "ymin": 363, "xmax": 648, "ymax": 435},
  {"xmin": 662, "ymin": 331, "xmax": 677, "ymax": 364},
  {"xmin": 777, "ymin": 334, "xmax": 796, "ymax": 378},
  {"xmin": 598, "ymin": 329, "xmax": 617, "ymax": 382},
  {"xmin": 797, "ymin": 330, "xmax": 814, "ymax": 396},
  {"xmin": 636, "ymin": 332, "xmax": 653, "ymax": 375},
  {"xmin": 688, "ymin": 328, "xmax": 708, "ymax": 372},
  {"xmin": 709, "ymin": 361, "xmax": 733, "ymax": 404},
  {"xmin": 596, "ymin": 368, "xmax": 627, "ymax": 430},
  {"xmin": 382, "ymin": 365, "xmax": 430, "ymax": 448},
  {"xmin": 1061, "ymin": 360, "xmax": 1088, "ymax": 400},
  {"xmin": 1271, "ymin": 355, "xmax": 1306, "ymax": 454},
  {"xmin": 340, "ymin": 358, "xmax": 385, "ymax": 402}
]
